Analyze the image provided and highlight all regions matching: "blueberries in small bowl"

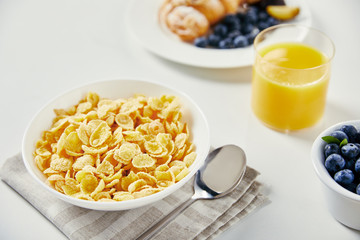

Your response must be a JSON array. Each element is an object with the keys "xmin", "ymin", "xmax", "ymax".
[
  {"xmin": 321, "ymin": 124, "xmax": 360, "ymax": 195},
  {"xmin": 312, "ymin": 121, "xmax": 360, "ymax": 230}
]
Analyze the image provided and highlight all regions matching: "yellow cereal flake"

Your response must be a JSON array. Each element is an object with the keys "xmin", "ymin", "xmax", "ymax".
[
  {"xmin": 33, "ymin": 92, "xmax": 196, "ymax": 201},
  {"xmin": 77, "ymin": 102, "xmax": 92, "ymax": 114},
  {"xmin": 100, "ymin": 169, "xmax": 123, "ymax": 183},
  {"xmin": 80, "ymin": 174, "xmax": 98, "ymax": 194},
  {"xmin": 157, "ymin": 180, "xmax": 174, "ymax": 188},
  {"xmin": 183, "ymin": 152, "xmax": 197, "ymax": 168},
  {"xmin": 115, "ymin": 113, "xmax": 134, "ymax": 130},
  {"xmin": 82, "ymin": 144, "xmax": 109, "ymax": 155},
  {"xmin": 35, "ymin": 155, "xmax": 50, "ymax": 172},
  {"xmin": 175, "ymin": 167, "xmax": 190, "ymax": 182},
  {"xmin": 148, "ymin": 120, "xmax": 165, "ymax": 135},
  {"xmin": 105, "ymin": 179, "xmax": 120, "ymax": 189},
  {"xmin": 92, "ymin": 191, "xmax": 112, "ymax": 201},
  {"xmin": 90, "ymin": 179, "xmax": 105, "ymax": 198},
  {"xmin": 137, "ymin": 172, "xmax": 157, "ymax": 186},
  {"xmin": 64, "ymin": 132, "xmax": 83, "ymax": 156},
  {"xmin": 113, "ymin": 191, "xmax": 135, "ymax": 201},
  {"xmin": 62, "ymin": 181, "xmax": 80, "ymax": 196},
  {"xmin": 122, "ymin": 131, "xmax": 144, "ymax": 143},
  {"xmin": 132, "ymin": 187, "xmax": 160, "ymax": 199},
  {"xmin": 86, "ymin": 92, "xmax": 100, "ymax": 107},
  {"xmin": 76, "ymin": 123, "xmax": 89, "ymax": 145},
  {"xmin": 144, "ymin": 141, "xmax": 163, "ymax": 155},
  {"xmin": 96, "ymin": 160, "xmax": 114, "ymax": 176},
  {"xmin": 46, "ymin": 174, "xmax": 65, "ymax": 186},
  {"xmin": 50, "ymin": 155, "xmax": 73, "ymax": 172},
  {"xmin": 72, "ymin": 155, "xmax": 95, "ymax": 171},
  {"xmin": 175, "ymin": 133, "xmax": 188, "ymax": 149},
  {"xmin": 89, "ymin": 121, "xmax": 111, "ymax": 147},
  {"xmin": 128, "ymin": 179, "xmax": 147, "ymax": 193},
  {"xmin": 121, "ymin": 171, "xmax": 139, "ymax": 191},
  {"xmin": 114, "ymin": 142, "xmax": 140, "ymax": 164},
  {"xmin": 154, "ymin": 170, "xmax": 174, "ymax": 182},
  {"xmin": 132, "ymin": 154, "xmax": 156, "ymax": 168}
]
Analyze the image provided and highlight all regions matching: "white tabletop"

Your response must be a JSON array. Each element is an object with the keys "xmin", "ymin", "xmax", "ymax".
[{"xmin": 1, "ymin": 0, "xmax": 360, "ymax": 239}]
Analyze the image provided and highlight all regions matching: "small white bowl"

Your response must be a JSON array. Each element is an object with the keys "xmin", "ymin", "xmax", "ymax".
[
  {"xmin": 22, "ymin": 79, "xmax": 210, "ymax": 211},
  {"xmin": 312, "ymin": 120, "xmax": 360, "ymax": 230}
]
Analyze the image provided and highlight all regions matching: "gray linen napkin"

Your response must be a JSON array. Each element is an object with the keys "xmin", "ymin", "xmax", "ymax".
[{"xmin": 0, "ymin": 153, "xmax": 268, "ymax": 240}]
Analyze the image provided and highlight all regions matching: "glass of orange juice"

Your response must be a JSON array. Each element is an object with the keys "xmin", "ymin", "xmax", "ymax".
[{"xmin": 251, "ymin": 24, "xmax": 335, "ymax": 132}]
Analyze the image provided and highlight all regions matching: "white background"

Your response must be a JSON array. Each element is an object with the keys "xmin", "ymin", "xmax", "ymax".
[{"xmin": 1, "ymin": 0, "xmax": 360, "ymax": 239}]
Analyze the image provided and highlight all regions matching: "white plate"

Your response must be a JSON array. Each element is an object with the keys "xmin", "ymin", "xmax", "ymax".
[{"xmin": 125, "ymin": 0, "xmax": 312, "ymax": 68}]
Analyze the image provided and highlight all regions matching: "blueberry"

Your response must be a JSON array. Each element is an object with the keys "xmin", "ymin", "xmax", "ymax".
[
  {"xmin": 258, "ymin": 11, "xmax": 269, "ymax": 21},
  {"xmin": 244, "ymin": 10, "xmax": 258, "ymax": 24},
  {"xmin": 345, "ymin": 158, "xmax": 356, "ymax": 171},
  {"xmin": 357, "ymin": 183, "xmax": 360, "ymax": 195},
  {"xmin": 247, "ymin": 6, "xmax": 259, "ymax": 15},
  {"xmin": 341, "ymin": 143, "xmax": 360, "ymax": 159},
  {"xmin": 257, "ymin": 21, "xmax": 271, "ymax": 31},
  {"xmin": 355, "ymin": 159, "xmax": 360, "ymax": 174},
  {"xmin": 267, "ymin": 17, "xmax": 280, "ymax": 27},
  {"xmin": 340, "ymin": 125, "xmax": 358, "ymax": 142},
  {"xmin": 227, "ymin": 30, "xmax": 241, "ymax": 39},
  {"xmin": 218, "ymin": 38, "xmax": 233, "ymax": 49},
  {"xmin": 354, "ymin": 132, "xmax": 360, "ymax": 143},
  {"xmin": 343, "ymin": 182, "xmax": 357, "ymax": 193},
  {"xmin": 223, "ymin": 14, "xmax": 239, "ymax": 25},
  {"xmin": 324, "ymin": 143, "xmax": 340, "ymax": 158},
  {"xmin": 208, "ymin": 34, "xmax": 221, "ymax": 47},
  {"xmin": 233, "ymin": 35, "xmax": 249, "ymax": 48},
  {"xmin": 236, "ymin": 12, "xmax": 246, "ymax": 21},
  {"xmin": 330, "ymin": 130, "xmax": 349, "ymax": 142},
  {"xmin": 246, "ymin": 27, "xmax": 260, "ymax": 44},
  {"xmin": 325, "ymin": 154, "xmax": 346, "ymax": 174},
  {"xmin": 334, "ymin": 169, "xmax": 354, "ymax": 185},
  {"xmin": 241, "ymin": 23, "xmax": 254, "ymax": 35},
  {"xmin": 213, "ymin": 24, "xmax": 228, "ymax": 37},
  {"xmin": 194, "ymin": 37, "xmax": 208, "ymax": 48},
  {"xmin": 229, "ymin": 22, "xmax": 242, "ymax": 32},
  {"xmin": 223, "ymin": 14, "xmax": 241, "ymax": 30}
]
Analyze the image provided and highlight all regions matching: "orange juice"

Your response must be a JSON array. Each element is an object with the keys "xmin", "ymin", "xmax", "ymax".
[{"xmin": 251, "ymin": 42, "xmax": 331, "ymax": 131}]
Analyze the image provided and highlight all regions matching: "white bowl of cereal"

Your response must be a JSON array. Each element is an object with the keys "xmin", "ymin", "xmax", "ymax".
[{"xmin": 22, "ymin": 79, "xmax": 210, "ymax": 211}]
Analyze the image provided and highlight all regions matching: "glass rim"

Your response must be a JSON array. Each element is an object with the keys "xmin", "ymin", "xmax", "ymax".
[{"xmin": 254, "ymin": 24, "xmax": 335, "ymax": 71}]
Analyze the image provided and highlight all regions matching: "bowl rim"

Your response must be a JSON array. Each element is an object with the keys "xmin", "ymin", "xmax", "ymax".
[
  {"xmin": 22, "ymin": 78, "xmax": 211, "ymax": 210},
  {"xmin": 311, "ymin": 120, "xmax": 360, "ymax": 202}
]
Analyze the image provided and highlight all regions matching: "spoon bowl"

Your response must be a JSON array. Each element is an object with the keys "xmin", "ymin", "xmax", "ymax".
[{"xmin": 137, "ymin": 144, "xmax": 247, "ymax": 240}]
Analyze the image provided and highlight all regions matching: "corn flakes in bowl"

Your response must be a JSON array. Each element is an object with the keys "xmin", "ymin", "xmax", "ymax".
[{"xmin": 22, "ymin": 79, "xmax": 210, "ymax": 211}]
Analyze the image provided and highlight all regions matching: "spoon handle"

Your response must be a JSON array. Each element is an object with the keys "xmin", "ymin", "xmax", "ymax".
[{"xmin": 137, "ymin": 197, "xmax": 197, "ymax": 240}]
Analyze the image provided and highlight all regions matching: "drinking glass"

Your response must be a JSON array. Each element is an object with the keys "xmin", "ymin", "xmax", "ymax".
[{"xmin": 251, "ymin": 24, "xmax": 335, "ymax": 132}]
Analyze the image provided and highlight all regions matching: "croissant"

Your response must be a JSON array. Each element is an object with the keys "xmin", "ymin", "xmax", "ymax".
[
  {"xmin": 159, "ymin": 0, "xmax": 243, "ymax": 42},
  {"xmin": 165, "ymin": 5, "xmax": 210, "ymax": 42}
]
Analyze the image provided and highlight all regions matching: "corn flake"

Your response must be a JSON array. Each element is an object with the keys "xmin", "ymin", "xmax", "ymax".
[
  {"xmin": 33, "ymin": 92, "xmax": 196, "ymax": 202},
  {"xmin": 132, "ymin": 154, "xmax": 156, "ymax": 168},
  {"xmin": 115, "ymin": 113, "xmax": 134, "ymax": 130},
  {"xmin": 80, "ymin": 174, "xmax": 98, "ymax": 194}
]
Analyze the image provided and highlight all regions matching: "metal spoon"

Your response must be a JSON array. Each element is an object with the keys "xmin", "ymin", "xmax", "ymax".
[{"xmin": 137, "ymin": 144, "xmax": 247, "ymax": 240}]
